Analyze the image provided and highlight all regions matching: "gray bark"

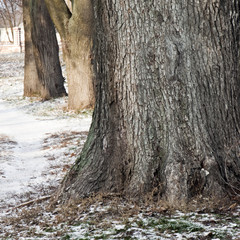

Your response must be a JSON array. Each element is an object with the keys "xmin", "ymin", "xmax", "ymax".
[
  {"xmin": 23, "ymin": 0, "xmax": 41, "ymax": 96},
  {"xmin": 23, "ymin": 0, "xmax": 67, "ymax": 99},
  {"xmin": 57, "ymin": 0, "xmax": 240, "ymax": 206},
  {"xmin": 30, "ymin": 0, "xmax": 67, "ymax": 99}
]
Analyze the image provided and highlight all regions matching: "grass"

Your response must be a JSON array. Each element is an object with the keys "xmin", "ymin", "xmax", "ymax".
[
  {"xmin": 1, "ymin": 198, "xmax": 239, "ymax": 240},
  {"xmin": 62, "ymin": 234, "xmax": 71, "ymax": 240},
  {"xmin": 43, "ymin": 227, "xmax": 56, "ymax": 233},
  {"xmin": 211, "ymin": 230, "xmax": 232, "ymax": 239},
  {"xmin": 156, "ymin": 219, "xmax": 204, "ymax": 233},
  {"xmin": 130, "ymin": 217, "xmax": 205, "ymax": 234},
  {"xmin": 1, "ymin": 52, "xmax": 239, "ymax": 240}
]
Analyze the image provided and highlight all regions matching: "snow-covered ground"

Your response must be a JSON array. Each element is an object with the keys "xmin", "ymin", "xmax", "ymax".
[
  {"xmin": 0, "ymin": 53, "xmax": 239, "ymax": 240},
  {"xmin": 0, "ymin": 53, "xmax": 91, "ymax": 211}
]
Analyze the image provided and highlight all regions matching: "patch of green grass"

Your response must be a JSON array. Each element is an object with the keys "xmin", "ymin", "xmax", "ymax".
[
  {"xmin": 212, "ymin": 230, "xmax": 232, "ymax": 240},
  {"xmin": 61, "ymin": 234, "xmax": 71, "ymax": 240},
  {"xmin": 135, "ymin": 219, "xmax": 145, "ymax": 228},
  {"xmin": 43, "ymin": 227, "xmax": 55, "ymax": 232},
  {"xmin": 83, "ymin": 232, "xmax": 90, "ymax": 237},
  {"xmin": 147, "ymin": 218, "xmax": 204, "ymax": 233},
  {"xmin": 232, "ymin": 217, "xmax": 240, "ymax": 225},
  {"xmin": 147, "ymin": 217, "xmax": 168, "ymax": 227},
  {"xmin": 114, "ymin": 228, "xmax": 126, "ymax": 234}
]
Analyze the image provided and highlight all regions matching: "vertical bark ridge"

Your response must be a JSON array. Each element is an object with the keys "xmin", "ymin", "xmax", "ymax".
[
  {"xmin": 57, "ymin": 0, "xmax": 240, "ymax": 205},
  {"xmin": 30, "ymin": 0, "xmax": 67, "ymax": 99},
  {"xmin": 45, "ymin": 0, "xmax": 95, "ymax": 110},
  {"xmin": 23, "ymin": 0, "xmax": 42, "ymax": 97}
]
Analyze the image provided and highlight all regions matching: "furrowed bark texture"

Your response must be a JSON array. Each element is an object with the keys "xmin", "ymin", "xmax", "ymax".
[
  {"xmin": 58, "ymin": 0, "xmax": 240, "ymax": 205},
  {"xmin": 30, "ymin": 0, "xmax": 67, "ymax": 99},
  {"xmin": 23, "ymin": 0, "xmax": 41, "ymax": 97},
  {"xmin": 65, "ymin": 0, "xmax": 95, "ymax": 109},
  {"xmin": 45, "ymin": 0, "xmax": 95, "ymax": 109}
]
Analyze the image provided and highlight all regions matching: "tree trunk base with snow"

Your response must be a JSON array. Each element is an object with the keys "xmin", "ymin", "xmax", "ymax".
[{"xmin": 55, "ymin": 0, "xmax": 240, "ymax": 206}]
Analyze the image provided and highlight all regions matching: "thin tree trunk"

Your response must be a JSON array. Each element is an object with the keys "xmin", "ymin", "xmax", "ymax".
[{"xmin": 57, "ymin": 0, "xmax": 240, "ymax": 206}]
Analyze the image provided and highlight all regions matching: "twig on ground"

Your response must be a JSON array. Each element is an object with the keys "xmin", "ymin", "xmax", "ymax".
[{"xmin": 8, "ymin": 195, "xmax": 51, "ymax": 212}]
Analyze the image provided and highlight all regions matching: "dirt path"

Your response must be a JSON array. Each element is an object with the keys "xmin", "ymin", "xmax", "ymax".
[
  {"xmin": 0, "ymin": 99, "xmax": 49, "ymax": 202},
  {"xmin": 0, "ymin": 53, "xmax": 91, "ymax": 216},
  {"xmin": 0, "ymin": 100, "xmax": 89, "ymax": 214}
]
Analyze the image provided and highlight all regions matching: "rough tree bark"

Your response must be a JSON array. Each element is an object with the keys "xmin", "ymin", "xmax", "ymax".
[
  {"xmin": 23, "ymin": 0, "xmax": 67, "ymax": 99},
  {"xmin": 57, "ymin": 0, "xmax": 240, "ymax": 206},
  {"xmin": 45, "ymin": 0, "xmax": 95, "ymax": 109},
  {"xmin": 30, "ymin": 0, "xmax": 67, "ymax": 99},
  {"xmin": 23, "ymin": 0, "xmax": 41, "ymax": 96}
]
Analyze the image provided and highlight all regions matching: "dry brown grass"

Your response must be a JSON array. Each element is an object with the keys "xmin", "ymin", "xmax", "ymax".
[
  {"xmin": 0, "ymin": 134, "xmax": 17, "ymax": 145},
  {"xmin": 1, "ymin": 190, "xmax": 239, "ymax": 239}
]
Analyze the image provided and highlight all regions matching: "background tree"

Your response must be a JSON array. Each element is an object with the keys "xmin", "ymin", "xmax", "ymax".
[
  {"xmin": 23, "ymin": 0, "xmax": 40, "ymax": 96},
  {"xmin": 30, "ymin": 0, "xmax": 67, "ymax": 99},
  {"xmin": 0, "ymin": 0, "xmax": 22, "ymax": 43},
  {"xmin": 64, "ymin": 0, "xmax": 72, "ymax": 12},
  {"xmin": 23, "ymin": 0, "xmax": 67, "ymax": 99},
  {"xmin": 56, "ymin": 0, "xmax": 240, "ymax": 206},
  {"xmin": 45, "ymin": 0, "xmax": 95, "ymax": 110}
]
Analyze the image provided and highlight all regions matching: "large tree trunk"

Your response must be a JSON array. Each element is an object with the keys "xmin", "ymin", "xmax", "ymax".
[
  {"xmin": 23, "ymin": 0, "xmax": 41, "ymax": 96},
  {"xmin": 45, "ymin": 0, "xmax": 95, "ymax": 109},
  {"xmin": 57, "ymin": 0, "xmax": 240, "ymax": 206},
  {"xmin": 30, "ymin": 0, "xmax": 67, "ymax": 99},
  {"xmin": 23, "ymin": 0, "xmax": 67, "ymax": 99}
]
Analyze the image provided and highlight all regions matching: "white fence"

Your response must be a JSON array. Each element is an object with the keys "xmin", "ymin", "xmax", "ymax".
[
  {"xmin": 0, "ymin": 26, "xmax": 24, "ymax": 53},
  {"xmin": 0, "ymin": 25, "xmax": 62, "ymax": 54}
]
